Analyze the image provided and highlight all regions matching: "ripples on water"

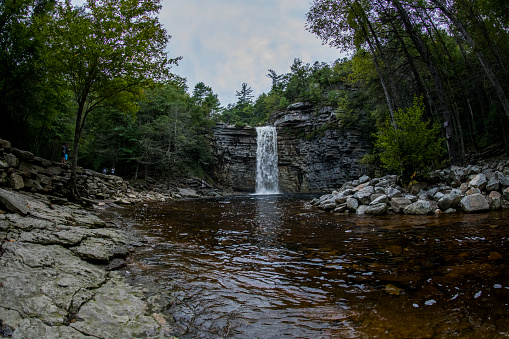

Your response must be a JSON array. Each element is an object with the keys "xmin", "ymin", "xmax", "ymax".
[{"xmin": 118, "ymin": 194, "xmax": 509, "ymax": 338}]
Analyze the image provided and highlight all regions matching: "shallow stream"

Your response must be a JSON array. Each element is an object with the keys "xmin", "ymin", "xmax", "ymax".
[{"xmin": 117, "ymin": 194, "xmax": 509, "ymax": 338}]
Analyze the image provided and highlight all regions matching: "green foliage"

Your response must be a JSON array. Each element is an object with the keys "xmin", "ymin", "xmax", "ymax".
[
  {"xmin": 80, "ymin": 84, "xmax": 214, "ymax": 179},
  {"xmin": 374, "ymin": 96, "xmax": 445, "ymax": 182},
  {"xmin": 0, "ymin": 0, "xmax": 74, "ymax": 157},
  {"xmin": 307, "ymin": 0, "xmax": 509, "ymax": 164},
  {"xmin": 42, "ymin": 0, "xmax": 183, "ymax": 193}
]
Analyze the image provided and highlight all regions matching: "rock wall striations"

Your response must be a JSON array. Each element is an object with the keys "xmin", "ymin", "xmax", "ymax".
[
  {"xmin": 211, "ymin": 103, "xmax": 371, "ymax": 193},
  {"xmin": 211, "ymin": 123, "xmax": 258, "ymax": 192}
]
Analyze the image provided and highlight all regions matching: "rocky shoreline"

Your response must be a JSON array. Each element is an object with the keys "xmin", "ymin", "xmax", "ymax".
[
  {"xmin": 0, "ymin": 188, "xmax": 184, "ymax": 338},
  {"xmin": 310, "ymin": 158, "xmax": 509, "ymax": 215}
]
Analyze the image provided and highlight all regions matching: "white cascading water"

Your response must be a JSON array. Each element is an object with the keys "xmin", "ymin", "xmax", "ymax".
[{"xmin": 255, "ymin": 126, "xmax": 279, "ymax": 194}]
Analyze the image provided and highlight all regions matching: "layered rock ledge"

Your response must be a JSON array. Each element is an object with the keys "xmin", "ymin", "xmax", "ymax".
[
  {"xmin": 310, "ymin": 159, "xmax": 509, "ymax": 215},
  {"xmin": 0, "ymin": 188, "xmax": 178, "ymax": 338}
]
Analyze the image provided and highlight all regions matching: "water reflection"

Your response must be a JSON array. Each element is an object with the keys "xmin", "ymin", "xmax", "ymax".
[
  {"xmin": 254, "ymin": 195, "xmax": 283, "ymax": 254},
  {"xmin": 117, "ymin": 195, "xmax": 509, "ymax": 338}
]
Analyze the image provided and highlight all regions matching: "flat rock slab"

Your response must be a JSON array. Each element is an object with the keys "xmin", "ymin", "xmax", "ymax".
[{"xmin": 0, "ymin": 190, "xmax": 177, "ymax": 338}]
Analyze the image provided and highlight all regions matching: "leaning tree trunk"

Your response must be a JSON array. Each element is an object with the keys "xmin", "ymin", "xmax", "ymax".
[{"xmin": 429, "ymin": 0, "xmax": 509, "ymax": 120}]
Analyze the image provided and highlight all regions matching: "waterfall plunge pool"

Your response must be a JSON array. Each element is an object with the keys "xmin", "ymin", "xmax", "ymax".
[{"xmin": 114, "ymin": 194, "xmax": 509, "ymax": 338}]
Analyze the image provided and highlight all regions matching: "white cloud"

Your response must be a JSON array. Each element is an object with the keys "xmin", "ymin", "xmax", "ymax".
[{"xmin": 161, "ymin": 0, "xmax": 344, "ymax": 105}]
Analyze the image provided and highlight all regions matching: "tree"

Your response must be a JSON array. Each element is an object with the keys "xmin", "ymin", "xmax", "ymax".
[
  {"xmin": 0, "ymin": 0, "xmax": 63, "ymax": 151},
  {"xmin": 235, "ymin": 83, "xmax": 254, "ymax": 105},
  {"xmin": 44, "ymin": 0, "xmax": 182, "ymax": 198},
  {"xmin": 192, "ymin": 82, "xmax": 220, "ymax": 119},
  {"xmin": 427, "ymin": 0, "xmax": 509, "ymax": 120},
  {"xmin": 374, "ymin": 96, "xmax": 445, "ymax": 182}
]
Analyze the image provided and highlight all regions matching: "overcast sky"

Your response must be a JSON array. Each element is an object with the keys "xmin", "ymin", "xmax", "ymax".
[{"xmin": 159, "ymin": 0, "xmax": 345, "ymax": 106}]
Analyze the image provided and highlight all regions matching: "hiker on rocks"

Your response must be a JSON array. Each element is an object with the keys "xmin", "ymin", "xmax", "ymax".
[
  {"xmin": 61, "ymin": 143, "xmax": 67, "ymax": 163},
  {"xmin": 111, "ymin": 168, "xmax": 115, "ymax": 175},
  {"xmin": 103, "ymin": 167, "xmax": 107, "ymax": 174},
  {"xmin": 65, "ymin": 143, "xmax": 70, "ymax": 162}
]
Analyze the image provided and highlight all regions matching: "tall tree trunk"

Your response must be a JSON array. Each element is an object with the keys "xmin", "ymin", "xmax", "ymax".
[
  {"xmin": 429, "ymin": 0, "xmax": 509, "ymax": 120},
  {"xmin": 392, "ymin": 0, "xmax": 457, "ymax": 165},
  {"xmin": 351, "ymin": 1, "xmax": 397, "ymax": 122}
]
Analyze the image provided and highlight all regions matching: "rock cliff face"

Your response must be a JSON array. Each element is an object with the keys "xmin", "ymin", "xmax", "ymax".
[
  {"xmin": 211, "ymin": 104, "xmax": 371, "ymax": 193},
  {"xmin": 211, "ymin": 124, "xmax": 257, "ymax": 192}
]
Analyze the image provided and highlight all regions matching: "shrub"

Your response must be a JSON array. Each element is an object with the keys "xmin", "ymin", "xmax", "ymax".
[{"xmin": 374, "ymin": 96, "xmax": 445, "ymax": 184}]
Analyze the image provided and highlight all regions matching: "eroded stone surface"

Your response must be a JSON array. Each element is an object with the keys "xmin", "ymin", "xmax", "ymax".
[{"xmin": 0, "ymin": 191, "xmax": 177, "ymax": 338}]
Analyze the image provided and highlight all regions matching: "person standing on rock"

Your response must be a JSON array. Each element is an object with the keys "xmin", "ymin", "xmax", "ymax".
[
  {"xmin": 61, "ymin": 143, "xmax": 67, "ymax": 163},
  {"xmin": 65, "ymin": 143, "xmax": 70, "ymax": 162},
  {"xmin": 111, "ymin": 167, "xmax": 115, "ymax": 175}
]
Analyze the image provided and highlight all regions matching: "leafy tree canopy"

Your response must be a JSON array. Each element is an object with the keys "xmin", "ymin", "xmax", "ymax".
[{"xmin": 43, "ymin": 0, "xmax": 182, "ymax": 196}]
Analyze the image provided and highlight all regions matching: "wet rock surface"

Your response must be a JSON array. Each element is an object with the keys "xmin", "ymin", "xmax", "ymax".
[
  {"xmin": 311, "ymin": 159, "xmax": 509, "ymax": 215},
  {"xmin": 0, "ymin": 189, "xmax": 178, "ymax": 338}
]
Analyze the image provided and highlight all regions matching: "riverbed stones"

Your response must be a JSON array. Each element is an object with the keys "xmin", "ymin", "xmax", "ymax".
[
  {"xmin": 365, "ymin": 203, "xmax": 388, "ymax": 215},
  {"xmin": 390, "ymin": 197, "xmax": 412, "ymax": 213},
  {"xmin": 460, "ymin": 194, "xmax": 490, "ymax": 212},
  {"xmin": 312, "ymin": 158, "xmax": 509, "ymax": 215},
  {"xmin": 404, "ymin": 200, "xmax": 433, "ymax": 215}
]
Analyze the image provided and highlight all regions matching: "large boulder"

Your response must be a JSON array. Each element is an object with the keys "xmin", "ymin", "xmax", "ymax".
[
  {"xmin": 370, "ymin": 194, "xmax": 389, "ymax": 205},
  {"xmin": 9, "ymin": 173, "xmax": 24, "ymax": 190},
  {"xmin": 437, "ymin": 192, "xmax": 462, "ymax": 211},
  {"xmin": 353, "ymin": 186, "xmax": 374, "ymax": 205},
  {"xmin": 460, "ymin": 194, "xmax": 490, "ymax": 213},
  {"xmin": 390, "ymin": 197, "xmax": 412, "ymax": 213},
  {"xmin": 346, "ymin": 197, "xmax": 359, "ymax": 211},
  {"xmin": 365, "ymin": 203, "xmax": 388, "ymax": 215},
  {"xmin": 0, "ymin": 188, "xmax": 29, "ymax": 215},
  {"xmin": 469, "ymin": 173, "xmax": 487, "ymax": 190},
  {"xmin": 495, "ymin": 171, "xmax": 509, "ymax": 187},
  {"xmin": 485, "ymin": 178, "xmax": 500, "ymax": 191},
  {"xmin": 356, "ymin": 205, "xmax": 369, "ymax": 215},
  {"xmin": 403, "ymin": 200, "xmax": 433, "ymax": 215}
]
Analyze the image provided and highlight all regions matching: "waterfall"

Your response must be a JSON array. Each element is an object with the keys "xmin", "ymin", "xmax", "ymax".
[{"xmin": 255, "ymin": 126, "xmax": 279, "ymax": 194}]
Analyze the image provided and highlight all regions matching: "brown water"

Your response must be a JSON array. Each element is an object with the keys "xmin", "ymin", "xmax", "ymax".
[{"xmin": 117, "ymin": 194, "xmax": 509, "ymax": 338}]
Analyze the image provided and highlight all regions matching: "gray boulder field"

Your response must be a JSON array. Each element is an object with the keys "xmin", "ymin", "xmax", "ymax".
[{"xmin": 311, "ymin": 159, "xmax": 509, "ymax": 215}]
